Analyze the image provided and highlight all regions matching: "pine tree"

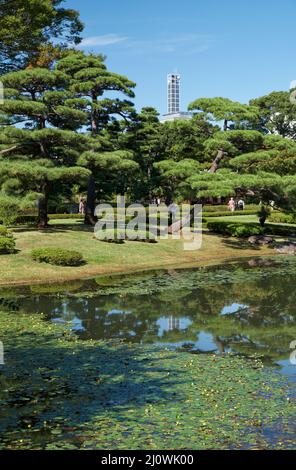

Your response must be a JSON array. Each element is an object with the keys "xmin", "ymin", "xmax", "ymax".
[
  {"xmin": 56, "ymin": 52, "xmax": 137, "ymax": 223},
  {"xmin": 0, "ymin": 67, "xmax": 90, "ymax": 227}
]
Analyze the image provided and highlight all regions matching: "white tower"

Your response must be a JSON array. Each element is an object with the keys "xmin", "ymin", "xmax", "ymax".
[
  {"xmin": 160, "ymin": 73, "xmax": 192, "ymax": 123},
  {"xmin": 167, "ymin": 73, "xmax": 180, "ymax": 114}
]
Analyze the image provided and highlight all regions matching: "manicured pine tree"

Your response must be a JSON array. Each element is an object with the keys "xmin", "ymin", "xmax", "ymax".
[
  {"xmin": 0, "ymin": 67, "xmax": 90, "ymax": 227},
  {"xmin": 56, "ymin": 52, "xmax": 138, "ymax": 223},
  {"xmin": 121, "ymin": 107, "xmax": 163, "ymax": 201},
  {"xmin": 188, "ymin": 97, "xmax": 260, "ymax": 172}
]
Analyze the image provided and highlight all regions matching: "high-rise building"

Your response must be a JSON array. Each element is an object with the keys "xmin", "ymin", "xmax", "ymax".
[
  {"xmin": 167, "ymin": 73, "xmax": 180, "ymax": 114},
  {"xmin": 160, "ymin": 72, "xmax": 193, "ymax": 123}
]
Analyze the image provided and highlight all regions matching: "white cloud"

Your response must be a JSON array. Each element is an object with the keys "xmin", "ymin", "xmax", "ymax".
[
  {"xmin": 121, "ymin": 34, "xmax": 215, "ymax": 56},
  {"xmin": 80, "ymin": 34, "xmax": 128, "ymax": 47},
  {"xmin": 79, "ymin": 33, "xmax": 215, "ymax": 56}
]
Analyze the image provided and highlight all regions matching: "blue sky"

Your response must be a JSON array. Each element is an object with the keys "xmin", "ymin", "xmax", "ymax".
[{"xmin": 66, "ymin": 0, "xmax": 296, "ymax": 115}]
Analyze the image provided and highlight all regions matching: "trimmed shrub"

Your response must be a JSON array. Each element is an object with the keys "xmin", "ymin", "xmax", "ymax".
[
  {"xmin": 32, "ymin": 248, "xmax": 85, "ymax": 266},
  {"xmin": 203, "ymin": 204, "xmax": 259, "ymax": 213},
  {"xmin": 203, "ymin": 210, "xmax": 258, "ymax": 218},
  {"xmin": 0, "ymin": 236, "xmax": 16, "ymax": 254},
  {"xmin": 48, "ymin": 214, "xmax": 84, "ymax": 220},
  {"xmin": 0, "ymin": 226, "xmax": 16, "ymax": 253},
  {"xmin": 207, "ymin": 220, "xmax": 296, "ymax": 238},
  {"xmin": 230, "ymin": 225, "xmax": 263, "ymax": 238},
  {"xmin": 0, "ymin": 226, "xmax": 13, "ymax": 238},
  {"xmin": 207, "ymin": 221, "xmax": 263, "ymax": 238},
  {"xmin": 264, "ymin": 224, "xmax": 296, "ymax": 237},
  {"xmin": 269, "ymin": 212, "xmax": 296, "ymax": 224},
  {"xmin": 2, "ymin": 214, "xmax": 84, "ymax": 226},
  {"xmin": 96, "ymin": 229, "xmax": 157, "ymax": 244}
]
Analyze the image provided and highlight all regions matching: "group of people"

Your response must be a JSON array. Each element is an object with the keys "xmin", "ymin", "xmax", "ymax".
[{"xmin": 228, "ymin": 197, "xmax": 245, "ymax": 212}]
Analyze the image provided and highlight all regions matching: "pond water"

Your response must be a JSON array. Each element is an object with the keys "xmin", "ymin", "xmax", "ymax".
[{"xmin": 1, "ymin": 255, "xmax": 296, "ymax": 381}]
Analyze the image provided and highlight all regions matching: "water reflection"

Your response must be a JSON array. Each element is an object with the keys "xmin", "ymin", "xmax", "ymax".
[{"xmin": 1, "ymin": 259, "xmax": 296, "ymax": 379}]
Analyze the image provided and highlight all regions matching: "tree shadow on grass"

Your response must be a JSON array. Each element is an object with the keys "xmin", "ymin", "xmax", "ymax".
[
  {"xmin": 0, "ymin": 331, "xmax": 188, "ymax": 449},
  {"xmin": 222, "ymin": 238, "xmax": 261, "ymax": 251},
  {"xmin": 13, "ymin": 223, "xmax": 93, "ymax": 235}
]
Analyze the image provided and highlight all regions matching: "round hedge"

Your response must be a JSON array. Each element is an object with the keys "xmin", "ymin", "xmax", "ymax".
[
  {"xmin": 32, "ymin": 248, "xmax": 85, "ymax": 266},
  {"xmin": 0, "ymin": 236, "xmax": 15, "ymax": 254}
]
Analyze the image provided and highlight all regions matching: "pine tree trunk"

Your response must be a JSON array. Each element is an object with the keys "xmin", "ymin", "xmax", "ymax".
[
  {"xmin": 208, "ymin": 149, "xmax": 225, "ymax": 173},
  {"xmin": 37, "ymin": 183, "xmax": 49, "ymax": 229},
  {"xmin": 84, "ymin": 173, "xmax": 97, "ymax": 225},
  {"xmin": 84, "ymin": 94, "xmax": 99, "ymax": 225}
]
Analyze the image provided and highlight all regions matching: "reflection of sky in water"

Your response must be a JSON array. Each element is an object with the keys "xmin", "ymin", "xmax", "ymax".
[
  {"xmin": 195, "ymin": 331, "xmax": 219, "ymax": 352},
  {"xmin": 221, "ymin": 303, "xmax": 248, "ymax": 316},
  {"xmin": 276, "ymin": 360, "xmax": 296, "ymax": 383},
  {"xmin": 52, "ymin": 316, "xmax": 84, "ymax": 331},
  {"xmin": 107, "ymin": 309, "xmax": 132, "ymax": 316},
  {"xmin": 16, "ymin": 272, "xmax": 296, "ymax": 382},
  {"xmin": 157, "ymin": 331, "xmax": 232, "ymax": 355},
  {"xmin": 156, "ymin": 316, "xmax": 192, "ymax": 336}
]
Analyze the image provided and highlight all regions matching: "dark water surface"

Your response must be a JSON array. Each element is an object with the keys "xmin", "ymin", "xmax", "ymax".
[{"xmin": 1, "ymin": 256, "xmax": 296, "ymax": 381}]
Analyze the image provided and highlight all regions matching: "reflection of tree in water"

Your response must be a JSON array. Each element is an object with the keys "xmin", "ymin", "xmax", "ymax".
[{"xmin": 16, "ymin": 269, "xmax": 296, "ymax": 362}]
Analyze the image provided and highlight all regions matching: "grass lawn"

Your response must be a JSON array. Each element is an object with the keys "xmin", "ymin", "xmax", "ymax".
[
  {"xmin": 0, "ymin": 219, "xmax": 275, "ymax": 285},
  {"xmin": 0, "ymin": 309, "xmax": 294, "ymax": 450}
]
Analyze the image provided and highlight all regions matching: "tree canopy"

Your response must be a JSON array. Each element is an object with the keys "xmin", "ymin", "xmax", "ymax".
[{"xmin": 0, "ymin": 0, "xmax": 83, "ymax": 73}]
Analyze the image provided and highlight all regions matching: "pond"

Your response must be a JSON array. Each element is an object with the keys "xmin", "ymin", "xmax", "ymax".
[
  {"xmin": 2, "ymin": 255, "xmax": 296, "ymax": 381},
  {"xmin": 1, "ymin": 256, "xmax": 296, "ymax": 450}
]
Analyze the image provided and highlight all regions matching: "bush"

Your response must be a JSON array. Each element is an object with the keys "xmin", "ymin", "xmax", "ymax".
[
  {"xmin": 32, "ymin": 248, "xmax": 85, "ymax": 266},
  {"xmin": 48, "ymin": 214, "xmax": 84, "ymax": 220},
  {"xmin": 264, "ymin": 224, "xmax": 296, "ymax": 237},
  {"xmin": 207, "ymin": 221, "xmax": 263, "ymax": 238},
  {"xmin": 0, "ymin": 226, "xmax": 13, "ymax": 238},
  {"xmin": 0, "ymin": 195, "xmax": 20, "ymax": 226},
  {"xmin": 269, "ymin": 212, "xmax": 296, "ymax": 224},
  {"xmin": 230, "ymin": 225, "xmax": 263, "ymax": 238},
  {"xmin": 96, "ymin": 228, "xmax": 157, "ymax": 244},
  {"xmin": 203, "ymin": 204, "xmax": 259, "ymax": 213},
  {"xmin": 0, "ymin": 226, "xmax": 16, "ymax": 253},
  {"xmin": 0, "ymin": 236, "xmax": 16, "ymax": 254},
  {"xmin": 203, "ymin": 210, "xmax": 258, "ymax": 218},
  {"xmin": 207, "ymin": 220, "xmax": 296, "ymax": 238}
]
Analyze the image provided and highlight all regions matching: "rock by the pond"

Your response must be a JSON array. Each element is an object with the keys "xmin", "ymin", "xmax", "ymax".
[
  {"xmin": 248, "ymin": 235, "xmax": 274, "ymax": 245},
  {"xmin": 275, "ymin": 243, "xmax": 296, "ymax": 255}
]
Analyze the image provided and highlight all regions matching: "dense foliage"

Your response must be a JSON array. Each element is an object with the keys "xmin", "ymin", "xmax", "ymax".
[
  {"xmin": 1, "ymin": 1, "xmax": 296, "ymax": 228},
  {"xmin": 0, "ymin": 0, "xmax": 83, "ymax": 72}
]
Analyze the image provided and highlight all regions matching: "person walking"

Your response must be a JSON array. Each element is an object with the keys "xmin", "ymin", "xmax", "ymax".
[
  {"xmin": 238, "ymin": 198, "xmax": 245, "ymax": 211},
  {"xmin": 79, "ymin": 198, "xmax": 85, "ymax": 215},
  {"xmin": 228, "ymin": 197, "xmax": 235, "ymax": 213}
]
